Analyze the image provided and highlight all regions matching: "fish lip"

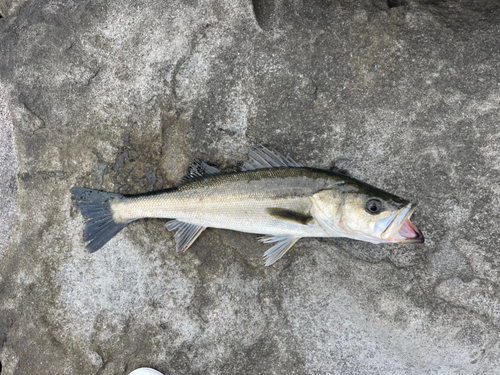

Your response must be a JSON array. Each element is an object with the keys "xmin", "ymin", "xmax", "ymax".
[{"xmin": 381, "ymin": 203, "xmax": 424, "ymax": 243}]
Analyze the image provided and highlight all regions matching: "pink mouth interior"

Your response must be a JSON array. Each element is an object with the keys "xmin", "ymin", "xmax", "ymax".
[{"xmin": 398, "ymin": 219, "xmax": 420, "ymax": 239}]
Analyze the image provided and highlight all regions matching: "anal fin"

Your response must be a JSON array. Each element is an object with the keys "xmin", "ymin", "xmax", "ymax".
[
  {"xmin": 260, "ymin": 235, "xmax": 300, "ymax": 266},
  {"xmin": 165, "ymin": 220, "xmax": 206, "ymax": 252}
]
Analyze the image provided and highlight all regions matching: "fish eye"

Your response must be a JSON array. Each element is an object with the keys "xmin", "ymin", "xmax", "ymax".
[{"xmin": 365, "ymin": 199, "xmax": 382, "ymax": 215}]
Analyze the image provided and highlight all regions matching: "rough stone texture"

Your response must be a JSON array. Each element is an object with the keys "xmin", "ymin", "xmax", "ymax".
[
  {"xmin": 0, "ymin": 0, "xmax": 27, "ymax": 18},
  {"xmin": 0, "ymin": 87, "xmax": 17, "ymax": 258},
  {"xmin": 1, "ymin": 0, "xmax": 500, "ymax": 374}
]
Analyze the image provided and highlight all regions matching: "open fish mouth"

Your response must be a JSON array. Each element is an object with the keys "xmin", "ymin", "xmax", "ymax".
[{"xmin": 381, "ymin": 204, "xmax": 424, "ymax": 244}]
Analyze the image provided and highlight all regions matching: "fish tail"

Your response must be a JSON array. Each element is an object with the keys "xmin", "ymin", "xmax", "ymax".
[{"xmin": 71, "ymin": 187, "xmax": 134, "ymax": 252}]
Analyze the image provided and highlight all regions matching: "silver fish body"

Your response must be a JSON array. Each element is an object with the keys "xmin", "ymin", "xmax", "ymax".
[
  {"xmin": 71, "ymin": 146, "xmax": 424, "ymax": 266},
  {"xmin": 112, "ymin": 168, "xmax": 339, "ymax": 237}
]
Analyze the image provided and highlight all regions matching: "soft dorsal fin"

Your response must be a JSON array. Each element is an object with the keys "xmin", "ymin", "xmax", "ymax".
[
  {"xmin": 241, "ymin": 145, "xmax": 304, "ymax": 171},
  {"xmin": 165, "ymin": 220, "xmax": 206, "ymax": 252},
  {"xmin": 266, "ymin": 208, "xmax": 313, "ymax": 225},
  {"xmin": 179, "ymin": 160, "xmax": 220, "ymax": 184},
  {"xmin": 260, "ymin": 235, "xmax": 301, "ymax": 266}
]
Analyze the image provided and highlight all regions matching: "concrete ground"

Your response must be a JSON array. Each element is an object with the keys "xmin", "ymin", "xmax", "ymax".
[{"xmin": 1, "ymin": 0, "xmax": 500, "ymax": 374}]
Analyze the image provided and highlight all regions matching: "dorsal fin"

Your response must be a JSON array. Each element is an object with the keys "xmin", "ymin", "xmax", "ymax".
[
  {"xmin": 179, "ymin": 160, "xmax": 220, "ymax": 184},
  {"xmin": 241, "ymin": 145, "xmax": 304, "ymax": 171}
]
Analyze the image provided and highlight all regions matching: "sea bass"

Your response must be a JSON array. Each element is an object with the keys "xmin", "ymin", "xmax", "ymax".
[{"xmin": 71, "ymin": 145, "xmax": 424, "ymax": 266}]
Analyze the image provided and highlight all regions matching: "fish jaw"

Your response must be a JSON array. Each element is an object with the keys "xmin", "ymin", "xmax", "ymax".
[{"xmin": 381, "ymin": 203, "xmax": 424, "ymax": 243}]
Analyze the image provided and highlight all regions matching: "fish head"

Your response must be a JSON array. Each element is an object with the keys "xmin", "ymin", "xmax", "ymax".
[{"xmin": 312, "ymin": 179, "xmax": 424, "ymax": 244}]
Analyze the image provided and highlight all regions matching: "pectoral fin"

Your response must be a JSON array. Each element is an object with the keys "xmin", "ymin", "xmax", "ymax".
[
  {"xmin": 165, "ymin": 220, "xmax": 206, "ymax": 252},
  {"xmin": 260, "ymin": 235, "xmax": 300, "ymax": 266},
  {"xmin": 266, "ymin": 208, "xmax": 313, "ymax": 225}
]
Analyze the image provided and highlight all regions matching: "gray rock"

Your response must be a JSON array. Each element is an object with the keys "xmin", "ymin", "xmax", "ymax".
[
  {"xmin": 0, "ymin": 0, "xmax": 20, "ymax": 18},
  {"xmin": 0, "ymin": 88, "xmax": 17, "ymax": 257},
  {"xmin": 1, "ymin": 0, "xmax": 500, "ymax": 374},
  {"xmin": 0, "ymin": 0, "xmax": 27, "ymax": 18}
]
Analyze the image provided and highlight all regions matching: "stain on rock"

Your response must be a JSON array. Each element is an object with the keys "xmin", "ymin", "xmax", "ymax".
[
  {"xmin": 387, "ymin": 0, "xmax": 406, "ymax": 8},
  {"xmin": 0, "ymin": 316, "xmax": 12, "ymax": 349},
  {"xmin": 161, "ymin": 112, "xmax": 192, "ymax": 184},
  {"xmin": 429, "ymin": 244, "xmax": 474, "ymax": 282},
  {"xmin": 20, "ymin": 103, "xmax": 46, "ymax": 134},
  {"xmin": 436, "ymin": 278, "xmax": 500, "ymax": 327},
  {"xmin": 88, "ymin": 133, "xmax": 165, "ymax": 194},
  {"xmin": 252, "ymin": 0, "xmax": 278, "ymax": 30},
  {"xmin": 344, "ymin": 9, "xmax": 405, "ymax": 92}
]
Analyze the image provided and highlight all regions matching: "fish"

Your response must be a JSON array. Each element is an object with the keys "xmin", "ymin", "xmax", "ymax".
[{"xmin": 71, "ymin": 145, "xmax": 424, "ymax": 266}]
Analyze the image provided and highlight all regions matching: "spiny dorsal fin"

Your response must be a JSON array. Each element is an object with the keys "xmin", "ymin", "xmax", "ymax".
[
  {"xmin": 266, "ymin": 208, "xmax": 313, "ymax": 225},
  {"xmin": 179, "ymin": 160, "xmax": 221, "ymax": 184},
  {"xmin": 165, "ymin": 220, "xmax": 206, "ymax": 252},
  {"xmin": 260, "ymin": 235, "xmax": 300, "ymax": 266},
  {"xmin": 241, "ymin": 145, "xmax": 304, "ymax": 171}
]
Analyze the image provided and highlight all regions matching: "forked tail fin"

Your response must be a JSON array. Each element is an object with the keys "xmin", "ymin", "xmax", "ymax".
[{"xmin": 71, "ymin": 187, "xmax": 134, "ymax": 252}]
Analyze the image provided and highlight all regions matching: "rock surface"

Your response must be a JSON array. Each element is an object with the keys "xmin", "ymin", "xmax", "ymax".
[
  {"xmin": 0, "ymin": 0, "xmax": 26, "ymax": 18},
  {"xmin": 1, "ymin": 0, "xmax": 500, "ymax": 374}
]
